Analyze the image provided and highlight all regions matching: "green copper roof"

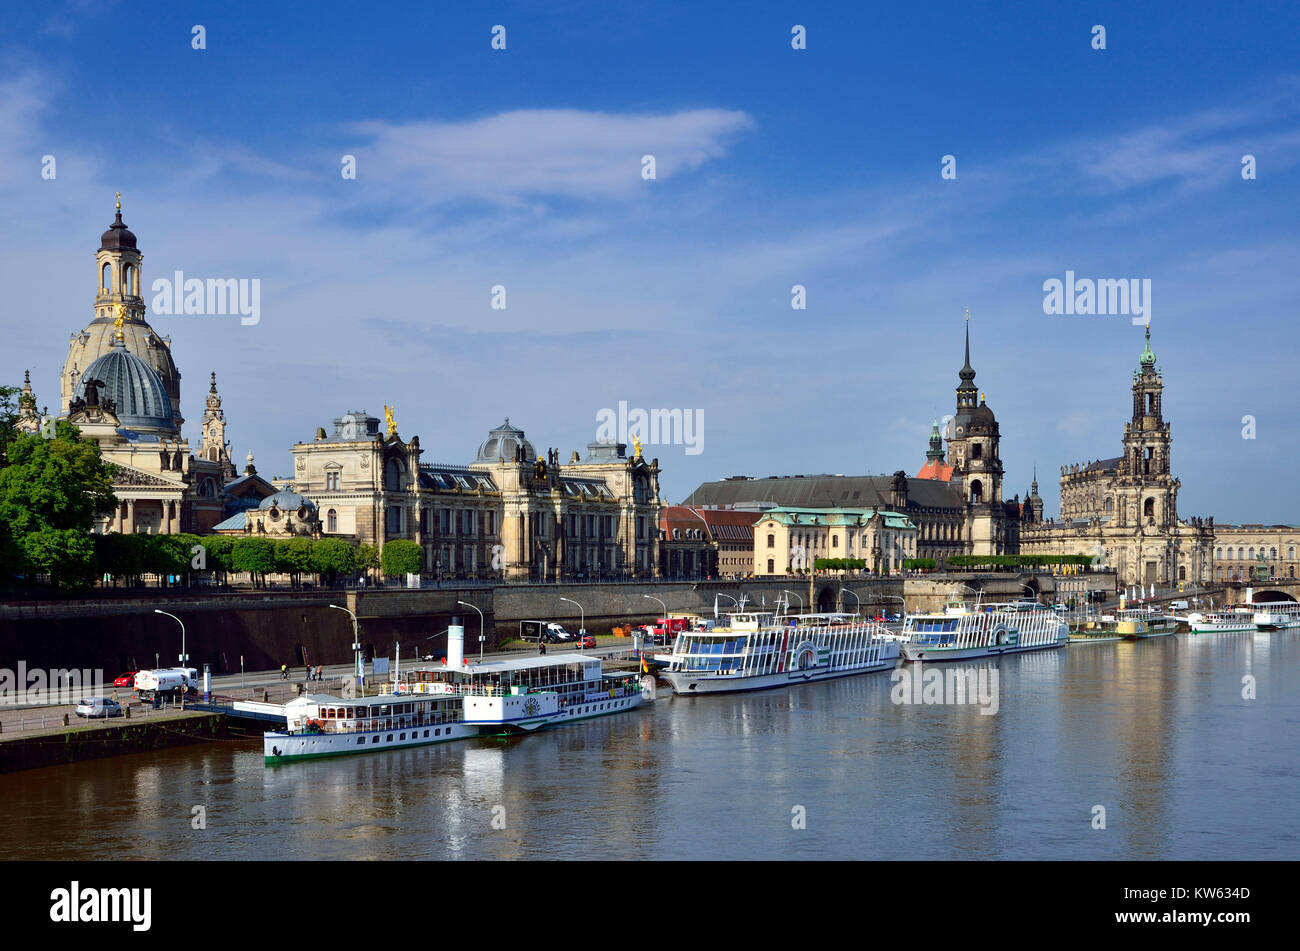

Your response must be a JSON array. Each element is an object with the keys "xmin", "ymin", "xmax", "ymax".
[{"xmin": 1138, "ymin": 326, "xmax": 1156, "ymax": 367}]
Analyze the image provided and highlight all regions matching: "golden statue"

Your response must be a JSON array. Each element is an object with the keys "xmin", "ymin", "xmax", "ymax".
[
  {"xmin": 113, "ymin": 303, "xmax": 126, "ymax": 342},
  {"xmin": 115, "ymin": 191, "xmax": 121, "ymax": 212},
  {"xmin": 632, "ymin": 435, "xmax": 643, "ymax": 458},
  {"xmin": 384, "ymin": 405, "xmax": 396, "ymax": 436}
]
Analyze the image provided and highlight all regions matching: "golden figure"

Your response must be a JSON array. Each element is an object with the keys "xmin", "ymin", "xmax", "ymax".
[
  {"xmin": 632, "ymin": 435, "xmax": 643, "ymax": 458},
  {"xmin": 113, "ymin": 303, "xmax": 126, "ymax": 342},
  {"xmin": 384, "ymin": 405, "xmax": 396, "ymax": 436}
]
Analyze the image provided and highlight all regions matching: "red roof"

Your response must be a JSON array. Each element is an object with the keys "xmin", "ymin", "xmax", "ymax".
[
  {"xmin": 659, "ymin": 506, "xmax": 762, "ymax": 542},
  {"xmin": 916, "ymin": 459, "xmax": 954, "ymax": 482}
]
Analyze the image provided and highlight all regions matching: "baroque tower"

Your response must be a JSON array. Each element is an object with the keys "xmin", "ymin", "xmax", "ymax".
[
  {"xmin": 946, "ymin": 310, "xmax": 1003, "ymax": 506},
  {"xmin": 61, "ymin": 195, "xmax": 183, "ymax": 429},
  {"xmin": 197, "ymin": 371, "xmax": 237, "ymax": 479}
]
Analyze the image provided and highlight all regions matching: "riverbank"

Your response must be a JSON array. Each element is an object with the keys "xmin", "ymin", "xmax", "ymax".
[{"xmin": 0, "ymin": 709, "xmax": 229, "ymax": 775}]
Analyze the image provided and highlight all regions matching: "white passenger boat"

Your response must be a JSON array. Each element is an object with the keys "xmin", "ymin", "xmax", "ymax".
[
  {"xmin": 264, "ymin": 622, "xmax": 647, "ymax": 764},
  {"xmin": 1252, "ymin": 602, "xmax": 1300, "ymax": 631},
  {"xmin": 662, "ymin": 611, "xmax": 904, "ymax": 695},
  {"xmin": 1185, "ymin": 610, "xmax": 1257, "ymax": 634},
  {"xmin": 901, "ymin": 597, "xmax": 1068, "ymax": 662}
]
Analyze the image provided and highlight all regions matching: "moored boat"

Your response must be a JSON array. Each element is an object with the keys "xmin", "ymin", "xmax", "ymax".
[
  {"xmin": 662, "ymin": 610, "xmax": 903, "ymax": 695},
  {"xmin": 901, "ymin": 597, "xmax": 1068, "ymax": 662},
  {"xmin": 1185, "ymin": 610, "xmax": 1257, "ymax": 634},
  {"xmin": 264, "ymin": 621, "xmax": 647, "ymax": 764}
]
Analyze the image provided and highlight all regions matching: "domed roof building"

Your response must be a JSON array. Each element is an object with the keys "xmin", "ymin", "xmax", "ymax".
[
  {"xmin": 73, "ymin": 338, "xmax": 176, "ymax": 435},
  {"xmin": 49, "ymin": 197, "xmax": 241, "ymax": 536},
  {"xmin": 475, "ymin": 418, "xmax": 537, "ymax": 464},
  {"xmin": 61, "ymin": 197, "xmax": 182, "ymax": 430}
]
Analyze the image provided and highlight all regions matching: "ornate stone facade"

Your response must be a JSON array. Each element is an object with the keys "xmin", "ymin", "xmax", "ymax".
[
  {"xmin": 285, "ymin": 414, "xmax": 661, "ymax": 580},
  {"xmin": 1021, "ymin": 328, "xmax": 1214, "ymax": 585}
]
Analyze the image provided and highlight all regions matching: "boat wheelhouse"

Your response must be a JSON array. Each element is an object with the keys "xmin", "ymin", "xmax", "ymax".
[
  {"xmin": 662, "ymin": 611, "xmax": 903, "ymax": 695},
  {"xmin": 1115, "ymin": 607, "xmax": 1178, "ymax": 639},
  {"xmin": 901, "ymin": 597, "xmax": 1068, "ymax": 662}
]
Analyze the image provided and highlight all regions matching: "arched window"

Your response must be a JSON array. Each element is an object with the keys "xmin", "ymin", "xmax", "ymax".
[
  {"xmin": 767, "ymin": 558, "xmax": 775, "ymax": 574},
  {"xmin": 385, "ymin": 458, "xmax": 403, "ymax": 491},
  {"xmin": 1179, "ymin": 566, "xmax": 1186, "ymax": 581},
  {"xmin": 1238, "ymin": 548, "xmax": 1244, "ymax": 560},
  {"xmin": 1290, "ymin": 547, "xmax": 1295, "ymax": 560},
  {"xmin": 1105, "ymin": 497, "xmax": 1114, "ymax": 513},
  {"xmin": 971, "ymin": 443, "xmax": 983, "ymax": 460},
  {"xmin": 1215, "ymin": 548, "xmax": 1222, "ymax": 559},
  {"xmin": 1270, "ymin": 548, "xmax": 1277, "ymax": 560},
  {"xmin": 1143, "ymin": 498, "xmax": 1155, "ymax": 518},
  {"xmin": 832, "ymin": 536, "xmax": 839, "ymax": 548},
  {"xmin": 123, "ymin": 263, "xmax": 135, "ymax": 296},
  {"xmin": 970, "ymin": 480, "xmax": 983, "ymax": 504},
  {"xmin": 327, "ymin": 509, "xmax": 337, "ymax": 533},
  {"xmin": 767, "ymin": 533, "xmax": 774, "ymax": 548},
  {"xmin": 1248, "ymin": 548, "xmax": 1255, "ymax": 560},
  {"xmin": 101, "ymin": 262, "xmax": 112, "ymax": 292}
]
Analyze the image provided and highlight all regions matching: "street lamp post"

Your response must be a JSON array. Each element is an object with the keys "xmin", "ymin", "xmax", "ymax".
[
  {"xmin": 840, "ymin": 588, "xmax": 860, "ymax": 615},
  {"xmin": 154, "ymin": 609, "xmax": 187, "ymax": 668},
  {"xmin": 782, "ymin": 590, "xmax": 803, "ymax": 613},
  {"xmin": 560, "ymin": 597, "xmax": 585, "ymax": 651},
  {"xmin": 329, "ymin": 603, "xmax": 362, "ymax": 691},
  {"xmin": 642, "ymin": 595, "xmax": 665, "ymax": 623},
  {"xmin": 458, "ymin": 600, "xmax": 485, "ymax": 663}
]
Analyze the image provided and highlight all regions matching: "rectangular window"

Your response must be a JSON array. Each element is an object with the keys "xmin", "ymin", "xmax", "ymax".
[
  {"xmin": 485, "ymin": 511, "xmax": 495, "ymax": 535},
  {"xmin": 356, "ymin": 737, "xmax": 365, "ymax": 745},
  {"xmin": 439, "ymin": 509, "xmax": 450, "ymax": 534}
]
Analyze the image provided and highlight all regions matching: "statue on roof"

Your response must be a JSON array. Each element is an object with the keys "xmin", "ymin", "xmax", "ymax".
[{"xmin": 384, "ymin": 405, "xmax": 396, "ymax": 437}]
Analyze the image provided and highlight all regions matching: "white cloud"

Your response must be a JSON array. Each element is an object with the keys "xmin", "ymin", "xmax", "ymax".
[{"xmin": 347, "ymin": 108, "xmax": 753, "ymax": 204}]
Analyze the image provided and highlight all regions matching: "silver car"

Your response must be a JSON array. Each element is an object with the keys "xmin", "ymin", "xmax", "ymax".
[{"xmin": 75, "ymin": 697, "xmax": 124, "ymax": 718}]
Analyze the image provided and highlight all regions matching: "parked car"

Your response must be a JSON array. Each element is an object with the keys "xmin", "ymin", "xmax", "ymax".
[
  {"xmin": 579, "ymin": 634, "xmax": 597, "ymax": 649},
  {"xmin": 76, "ymin": 697, "xmax": 123, "ymax": 718},
  {"xmin": 420, "ymin": 650, "xmax": 447, "ymax": 662},
  {"xmin": 112, "ymin": 671, "xmax": 137, "ymax": 687}
]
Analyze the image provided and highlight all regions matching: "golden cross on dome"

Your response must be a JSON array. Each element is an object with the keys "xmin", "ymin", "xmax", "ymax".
[
  {"xmin": 115, "ymin": 191, "xmax": 121, "ymax": 212},
  {"xmin": 965, "ymin": 307, "xmax": 970, "ymax": 322}
]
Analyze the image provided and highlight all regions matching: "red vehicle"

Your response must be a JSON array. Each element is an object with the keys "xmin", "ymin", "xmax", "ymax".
[
  {"xmin": 658, "ymin": 617, "xmax": 690, "ymax": 634},
  {"xmin": 113, "ymin": 671, "xmax": 137, "ymax": 688},
  {"xmin": 579, "ymin": 634, "xmax": 597, "ymax": 649}
]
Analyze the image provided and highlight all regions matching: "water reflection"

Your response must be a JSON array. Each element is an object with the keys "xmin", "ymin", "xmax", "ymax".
[{"xmin": 1, "ymin": 633, "xmax": 1297, "ymax": 860}]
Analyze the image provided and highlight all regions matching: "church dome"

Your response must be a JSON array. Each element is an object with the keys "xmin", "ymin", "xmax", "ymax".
[
  {"xmin": 100, "ymin": 208, "xmax": 137, "ymax": 251},
  {"xmin": 76, "ymin": 341, "xmax": 174, "ymax": 432},
  {"xmin": 475, "ymin": 417, "xmax": 536, "ymax": 463},
  {"xmin": 260, "ymin": 487, "xmax": 317, "ymax": 513}
]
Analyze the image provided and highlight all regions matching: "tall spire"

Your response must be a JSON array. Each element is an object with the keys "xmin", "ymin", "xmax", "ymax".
[
  {"xmin": 957, "ymin": 307, "xmax": 977, "ymax": 406},
  {"xmin": 1138, "ymin": 325, "xmax": 1156, "ymax": 369}
]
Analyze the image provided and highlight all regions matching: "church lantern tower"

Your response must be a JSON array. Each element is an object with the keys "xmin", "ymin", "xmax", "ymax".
[{"xmin": 61, "ymin": 195, "xmax": 183, "ymax": 429}]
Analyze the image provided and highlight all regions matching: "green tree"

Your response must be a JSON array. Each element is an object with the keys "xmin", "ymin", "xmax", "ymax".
[
  {"xmin": 142, "ymin": 533, "xmax": 193, "ymax": 585},
  {"xmin": 381, "ymin": 539, "xmax": 423, "ymax": 578},
  {"xmin": 23, "ymin": 527, "xmax": 97, "ymax": 589},
  {"xmin": 0, "ymin": 424, "xmax": 116, "ymax": 589},
  {"xmin": 355, "ymin": 543, "xmax": 379, "ymax": 582},
  {"xmin": 275, "ymin": 537, "xmax": 314, "ymax": 586},
  {"xmin": 232, "ymin": 537, "xmax": 277, "ymax": 587},
  {"xmin": 201, "ymin": 535, "xmax": 236, "ymax": 583},
  {"xmin": 310, "ymin": 537, "xmax": 356, "ymax": 586},
  {"xmin": 95, "ymin": 532, "xmax": 147, "ymax": 586}
]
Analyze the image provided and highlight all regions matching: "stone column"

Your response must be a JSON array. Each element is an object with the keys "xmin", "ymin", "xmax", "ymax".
[{"xmin": 124, "ymin": 499, "xmax": 135, "ymax": 534}]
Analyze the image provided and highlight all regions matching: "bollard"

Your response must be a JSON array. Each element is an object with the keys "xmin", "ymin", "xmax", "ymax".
[
  {"xmin": 63, "ymin": 713, "xmax": 69, "ymax": 727},
  {"xmin": 125, "ymin": 706, "xmax": 130, "ymax": 719}
]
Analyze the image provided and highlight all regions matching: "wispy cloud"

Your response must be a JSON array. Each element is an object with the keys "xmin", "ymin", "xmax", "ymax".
[{"xmin": 347, "ymin": 108, "xmax": 754, "ymax": 205}]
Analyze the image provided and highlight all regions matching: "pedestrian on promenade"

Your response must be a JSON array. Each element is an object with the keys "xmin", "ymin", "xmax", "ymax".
[{"xmin": 280, "ymin": 664, "xmax": 288, "ymax": 680}]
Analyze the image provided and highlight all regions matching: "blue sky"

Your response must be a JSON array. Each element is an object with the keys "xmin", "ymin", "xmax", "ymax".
[{"xmin": 3, "ymin": 1, "xmax": 1298, "ymax": 522}]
